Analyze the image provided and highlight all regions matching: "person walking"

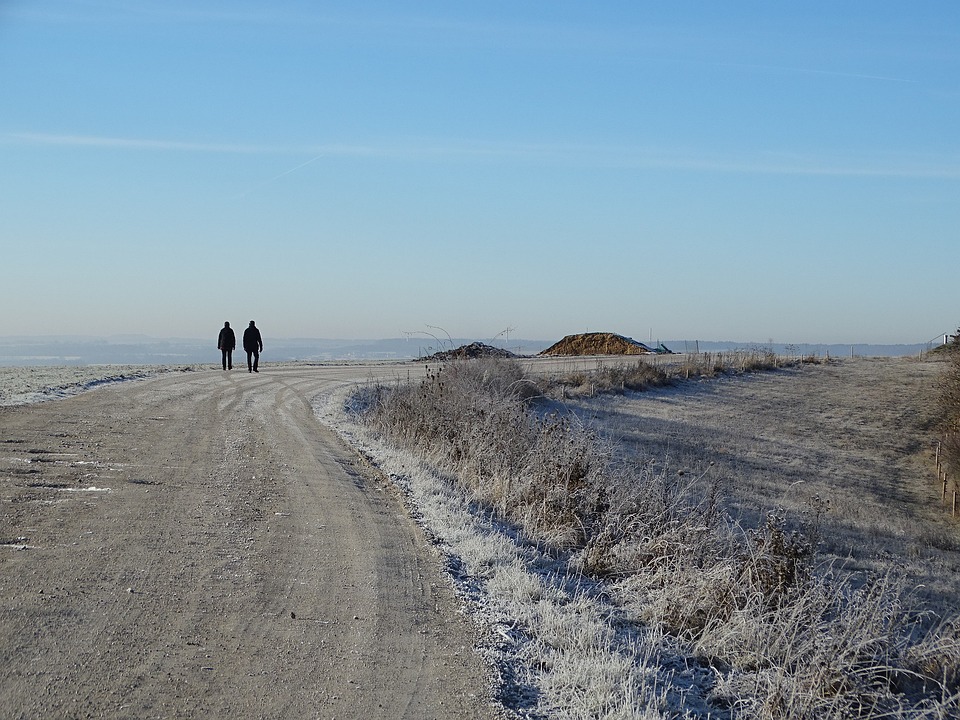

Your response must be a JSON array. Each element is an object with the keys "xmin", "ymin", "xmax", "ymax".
[
  {"xmin": 243, "ymin": 320, "xmax": 263, "ymax": 373},
  {"xmin": 217, "ymin": 321, "xmax": 236, "ymax": 371}
]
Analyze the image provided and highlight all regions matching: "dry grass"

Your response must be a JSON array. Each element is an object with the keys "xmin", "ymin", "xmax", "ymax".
[
  {"xmin": 346, "ymin": 357, "xmax": 960, "ymax": 718},
  {"xmin": 583, "ymin": 356, "xmax": 960, "ymax": 601},
  {"xmin": 540, "ymin": 350, "xmax": 823, "ymax": 400},
  {"xmin": 938, "ymin": 339, "xmax": 960, "ymax": 487}
]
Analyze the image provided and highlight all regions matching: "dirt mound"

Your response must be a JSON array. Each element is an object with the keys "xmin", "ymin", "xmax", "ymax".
[
  {"xmin": 420, "ymin": 342, "xmax": 517, "ymax": 362},
  {"xmin": 540, "ymin": 332, "xmax": 653, "ymax": 357}
]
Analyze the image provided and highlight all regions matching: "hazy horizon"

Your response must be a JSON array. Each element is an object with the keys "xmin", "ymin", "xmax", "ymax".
[
  {"xmin": 0, "ymin": 332, "xmax": 944, "ymax": 368},
  {"xmin": 0, "ymin": 330, "xmax": 949, "ymax": 346}
]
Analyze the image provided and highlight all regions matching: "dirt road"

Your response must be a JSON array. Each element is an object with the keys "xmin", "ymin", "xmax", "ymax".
[{"xmin": 0, "ymin": 365, "xmax": 496, "ymax": 719}]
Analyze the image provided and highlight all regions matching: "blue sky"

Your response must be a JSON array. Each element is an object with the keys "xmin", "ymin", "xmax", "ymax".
[{"xmin": 1, "ymin": 1, "xmax": 957, "ymax": 344}]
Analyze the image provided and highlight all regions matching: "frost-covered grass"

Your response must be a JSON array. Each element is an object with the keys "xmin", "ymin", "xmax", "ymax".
[
  {"xmin": 323, "ymin": 358, "xmax": 960, "ymax": 719},
  {"xmin": 539, "ymin": 350, "xmax": 821, "ymax": 400},
  {"xmin": 0, "ymin": 364, "xmax": 197, "ymax": 406},
  {"xmin": 319, "ymin": 385, "xmax": 685, "ymax": 718}
]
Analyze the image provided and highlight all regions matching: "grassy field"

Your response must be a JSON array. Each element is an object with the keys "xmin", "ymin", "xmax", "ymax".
[
  {"xmin": 338, "ymin": 354, "xmax": 960, "ymax": 719},
  {"xmin": 573, "ymin": 356, "xmax": 960, "ymax": 614}
]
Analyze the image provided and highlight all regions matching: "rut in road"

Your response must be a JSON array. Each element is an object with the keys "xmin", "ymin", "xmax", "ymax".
[{"xmin": 0, "ymin": 368, "xmax": 496, "ymax": 719}]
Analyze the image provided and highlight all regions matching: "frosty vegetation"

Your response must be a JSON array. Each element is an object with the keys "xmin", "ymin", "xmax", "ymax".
[
  {"xmin": 345, "ymin": 357, "xmax": 960, "ymax": 719},
  {"xmin": 939, "ymin": 333, "xmax": 960, "ymax": 488}
]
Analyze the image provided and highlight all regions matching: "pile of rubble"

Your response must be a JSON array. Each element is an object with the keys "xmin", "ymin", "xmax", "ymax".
[
  {"xmin": 539, "ymin": 332, "xmax": 655, "ymax": 356},
  {"xmin": 419, "ymin": 342, "xmax": 517, "ymax": 362}
]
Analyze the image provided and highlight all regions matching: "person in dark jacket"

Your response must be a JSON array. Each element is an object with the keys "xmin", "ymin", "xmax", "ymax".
[
  {"xmin": 217, "ymin": 321, "xmax": 236, "ymax": 371},
  {"xmin": 243, "ymin": 320, "xmax": 263, "ymax": 373}
]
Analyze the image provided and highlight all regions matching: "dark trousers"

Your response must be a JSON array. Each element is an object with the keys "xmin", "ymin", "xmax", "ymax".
[
  {"xmin": 246, "ymin": 350, "xmax": 259, "ymax": 372},
  {"xmin": 221, "ymin": 349, "xmax": 233, "ymax": 370}
]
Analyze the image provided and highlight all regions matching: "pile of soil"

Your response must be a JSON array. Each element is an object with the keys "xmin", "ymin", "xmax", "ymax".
[
  {"xmin": 419, "ymin": 342, "xmax": 517, "ymax": 362},
  {"xmin": 540, "ymin": 332, "xmax": 653, "ymax": 357}
]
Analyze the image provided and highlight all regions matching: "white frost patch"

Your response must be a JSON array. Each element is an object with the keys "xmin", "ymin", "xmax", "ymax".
[
  {"xmin": 63, "ymin": 486, "xmax": 112, "ymax": 493},
  {"xmin": 0, "ymin": 365, "xmax": 193, "ymax": 407}
]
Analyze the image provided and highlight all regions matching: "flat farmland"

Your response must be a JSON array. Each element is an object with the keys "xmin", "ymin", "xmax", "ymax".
[{"xmin": 568, "ymin": 356, "xmax": 960, "ymax": 614}]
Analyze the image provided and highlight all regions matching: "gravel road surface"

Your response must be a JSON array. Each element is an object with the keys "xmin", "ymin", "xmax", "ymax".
[{"xmin": 0, "ymin": 365, "xmax": 497, "ymax": 719}]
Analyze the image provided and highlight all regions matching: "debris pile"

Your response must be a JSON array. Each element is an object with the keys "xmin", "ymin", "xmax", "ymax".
[
  {"xmin": 539, "ymin": 332, "xmax": 654, "ymax": 356},
  {"xmin": 419, "ymin": 342, "xmax": 517, "ymax": 362}
]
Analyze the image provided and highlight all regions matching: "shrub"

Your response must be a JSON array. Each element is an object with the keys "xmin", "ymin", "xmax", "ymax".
[{"xmin": 352, "ymin": 359, "xmax": 603, "ymax": 545}]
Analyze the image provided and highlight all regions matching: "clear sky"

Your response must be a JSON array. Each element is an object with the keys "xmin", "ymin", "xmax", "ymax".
[{"xmin": 1, "ymin": 1, "xmax": 957, "ymax": 344}]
